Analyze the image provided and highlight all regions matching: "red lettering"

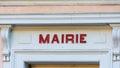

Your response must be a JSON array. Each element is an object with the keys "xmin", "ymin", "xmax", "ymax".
[
  {"xmin": 39, "ymin": 34, "xmax": 50, "ymax": 43},
  {"xmin": 66, "ymin": 34, "xmax": 74, "ymax": 43},
  {"xmin": 51, "ymin": 34, "xmax": 59, "ymax": 43},
  {"xmin": 61, "ymin": 34, "xmax": 64, "ymax": 43},
  {"xmin": 76, "ymin": 34, "xmax": 78, "ymax": 43},
  {"xmin": 39, "ymin": 34, "xmax": 87, "ymax": 44},
  {"xmin": 80, "ymin": 34, "xmax": 87, "ymax": 43}
]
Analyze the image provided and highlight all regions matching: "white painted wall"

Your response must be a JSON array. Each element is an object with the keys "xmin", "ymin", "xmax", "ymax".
[{"xmin": 3, "ymin": 25, "xmax": 115, "ymax": 68}]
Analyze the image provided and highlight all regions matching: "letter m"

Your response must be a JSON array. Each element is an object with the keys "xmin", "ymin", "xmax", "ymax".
[{"xmin": 39, "ymin": 34, "xmax": 50, "ymax": 43}]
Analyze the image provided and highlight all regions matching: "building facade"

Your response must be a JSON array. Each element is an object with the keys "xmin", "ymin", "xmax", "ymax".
[{"xmin": 0, "ymin": 0, "xmax": 120, "ymax": 68}]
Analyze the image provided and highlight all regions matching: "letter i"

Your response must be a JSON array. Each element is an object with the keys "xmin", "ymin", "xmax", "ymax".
[
  {"xmin": 76, "ymin": 34, "xmax": 78, "ymax": 43},
  {"xmin": 61, "ymin": 34, "xmax": 64, "ymax": 43}
]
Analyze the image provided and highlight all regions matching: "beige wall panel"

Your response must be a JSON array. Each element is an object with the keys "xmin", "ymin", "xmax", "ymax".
[
  {"xmin": 0, "ymin": 5, "xmax": 120, "ymax": 14},
  {"xmin": 32, "ymin": 64, "xmax": 99, "ymax": 68}
]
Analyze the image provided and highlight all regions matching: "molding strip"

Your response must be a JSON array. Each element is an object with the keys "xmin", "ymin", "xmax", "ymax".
[
  {"xmin": 0, "ymin": 13, "xmax": 120, "ymax": 25},
  {"xmin": 0, "ymin": 1, "xmax": 120, "ymax": 5}
]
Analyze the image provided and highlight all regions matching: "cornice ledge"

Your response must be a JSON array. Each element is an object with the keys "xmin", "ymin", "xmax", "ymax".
[
  {"xmin": 0, "ymin": 25, "xmax": 13, "ymax": 62},
  {"xmin": 110, "ymin": 24, "xmax": 120, "ymax": 61},
  {"xmin": 0, "ymin": 13, "xmax": 120, "ymax": 24}
]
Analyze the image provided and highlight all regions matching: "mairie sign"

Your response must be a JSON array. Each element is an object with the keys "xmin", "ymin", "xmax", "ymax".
[{"xmin": 39, "ymin": 34, "xmax": 87, "ymax": 44}]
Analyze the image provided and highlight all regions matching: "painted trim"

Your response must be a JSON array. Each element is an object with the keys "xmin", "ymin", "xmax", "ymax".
[
  {"xmin": 0, "ymin": 13, "xmax": 120, "ymax": 25},
  {"xmin": 0, "ymin": 25, "xmax": 13, "ymax": 62},
  {"xmin": 110, "ymin": 24, "xmax": 120, "ymax": 61},
  {"xmin": 12, "ymin": 50, "xmax": 112, "ymax": 68},
  {"xmin": 0, "ymin": 1, "xmax": 120, "ymax": 5}
]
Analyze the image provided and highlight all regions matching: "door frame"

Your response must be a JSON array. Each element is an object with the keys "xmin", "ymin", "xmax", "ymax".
[{"xmin": 11, "ymin": 49, "xmax": 112, "ymax": 68}]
